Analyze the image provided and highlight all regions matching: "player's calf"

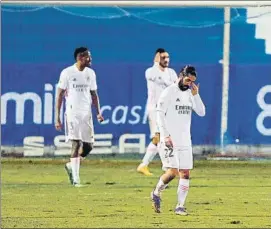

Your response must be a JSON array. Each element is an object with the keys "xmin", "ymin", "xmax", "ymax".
[
  {"xmin": 71, "ymin": 140, "xmax": 81, "ymax": 158},
  {"xmin": 80, "ymin": 142, "xmax": 93, "ymax": 158},
  {"xmin": 153, "ymin": 169, "xmax": 178, "ymax": 197}
]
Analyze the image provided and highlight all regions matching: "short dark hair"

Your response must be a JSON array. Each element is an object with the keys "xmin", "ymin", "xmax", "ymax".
[
  {"xmin": 180, "ymin": 65, "xmax": 197, "ymax": 77},
  {"xmin": 74, "ymin": 47, "xmax": 88, "ymax": 60},
  {"xmin": 155, "ymin": 48, "xmax": 166, "ymax": 54}
]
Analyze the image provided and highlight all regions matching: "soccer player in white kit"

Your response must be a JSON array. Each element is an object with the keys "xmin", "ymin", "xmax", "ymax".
[
  {"xmin": 151, "ymin": 65, "xmax": 205, "ymax": 215},
  {"xmin": 55, "ymin": 47, "xmax": 104, "ymax": 187},
  {"xmin": 137, "ymin": 48, "xmax": 178, "ymax": 176}
]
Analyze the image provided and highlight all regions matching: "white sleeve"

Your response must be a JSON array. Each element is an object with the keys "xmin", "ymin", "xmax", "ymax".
[
  {"xmin": 146, "ymin": 79, "xmax": 156, "ymax": 101},
  {"xmin": 57, "ymin": 70, "xmax": 68, "ymax": 90},
  {"xmin": 171, "ymin": 69, "xmax": 178, "ymax": 83},
  {"xmin": 191, "ymin": 93, "xmax": 206, "ymax": 117},
  {"xmin": 156, "ymin": 88, "xmax": 172, "ymax": 137},
  {"xmin": 145, "ymin": 68, "xmax": 156, "ymax": 105},
  {"xmin": 90, "ymin": 70, "xmax": 98, "ymax": 91},
  {"xmin": 145, "ymin": 68, "xmax": 156, "ymax": 81}
]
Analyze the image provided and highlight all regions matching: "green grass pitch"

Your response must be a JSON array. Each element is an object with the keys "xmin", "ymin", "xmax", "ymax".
[{"xmin": 1, "ymin": 158, "xmax": 271, "ymax": 228}]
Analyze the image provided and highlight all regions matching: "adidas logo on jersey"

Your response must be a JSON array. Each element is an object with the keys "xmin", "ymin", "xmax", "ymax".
[{"xmin": 176, "ymin": 98, "xmax": 180, "ymax": 102}]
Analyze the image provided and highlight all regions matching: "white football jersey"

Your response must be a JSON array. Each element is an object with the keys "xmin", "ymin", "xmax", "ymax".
[
  {"xmin": 156, "ymin": 83, "xmax": 205, "ymax": 147},
  {"xmin": 57, "ymin": 64, "xmax": 97, "ymax": 114},
  {"xmin": 146, "ymin": 63, "xmax": 178, "ymax": 111}
]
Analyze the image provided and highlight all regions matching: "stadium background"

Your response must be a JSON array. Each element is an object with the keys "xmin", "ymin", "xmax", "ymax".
[{"xmin": 1, "ymin": 4, "xmax": 271, "ymax": 157}]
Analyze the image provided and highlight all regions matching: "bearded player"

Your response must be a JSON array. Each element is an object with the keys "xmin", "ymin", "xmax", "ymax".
[
  {"xmin": 137, "ymin": 48, "xmax": 178, "ymax": 176},
  {"xmin": 55, "ymin": 47, "xmax": 104, "ymax": 187},
  {"xmin": 151, "ymin": 65, "xmax": 205, "ymax": 215}
]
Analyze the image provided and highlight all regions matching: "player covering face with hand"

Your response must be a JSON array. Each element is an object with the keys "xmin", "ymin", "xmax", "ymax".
[
  {"xmin": 137, "ymin": 48, "xmax": 178, "ymax": 176},
  {"xmin": 151, "ymin": 65, "xmax": 206, "ymax": 215}
]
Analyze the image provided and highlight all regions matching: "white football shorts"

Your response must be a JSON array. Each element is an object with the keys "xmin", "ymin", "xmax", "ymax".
[
  {"xmin": 64, "ymin": 112, "xmax": 94, "ymax": 143},
  {"xmin": 159, "ymin": 143, "xmax": 193, "ymax": 170}
]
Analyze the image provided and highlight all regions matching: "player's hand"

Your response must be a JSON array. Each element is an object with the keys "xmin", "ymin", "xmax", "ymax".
[
  {"xmin": 165, "ymin": 136, "xmax": 173, "ymax": 149},
  {"xmin": 55, "ymin": 119, "xmax": 62, "ymax": 131},
  {"xmin": 97, "ymin": 114, "xmax": 104, "ymax": 123},
  {"xmin": 191, "ymin": 82, "xmax": 199, "ymax": 96},
  {"xmin": 153, "ymin": 52, "xmax": 160, "ymax": 63}
]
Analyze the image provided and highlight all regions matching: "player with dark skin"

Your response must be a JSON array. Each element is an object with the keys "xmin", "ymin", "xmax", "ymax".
[{"xmin": 55, "ymin": 48, "xmax": 104, "ymax": 186}]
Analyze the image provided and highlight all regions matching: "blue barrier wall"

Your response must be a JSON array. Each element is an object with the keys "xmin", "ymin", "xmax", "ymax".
[{"xmin": 2, "ymin": 5, "xmax": 271, "ymax": 147}]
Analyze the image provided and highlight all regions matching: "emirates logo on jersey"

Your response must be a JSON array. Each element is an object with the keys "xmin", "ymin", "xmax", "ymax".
[
  {"xmin": 175, "ymin": 105, "xmax": 192, "ymax": 115},
  {"xmin": 72, "ymin": 84, "xmax": 89, "ymax": 92}
]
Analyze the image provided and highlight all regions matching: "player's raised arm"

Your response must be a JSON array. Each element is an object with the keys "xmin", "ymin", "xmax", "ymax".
[
  {"xmin": 191, "ymin": 83, "xmax": 206, "ymax": 117},
  {"xmin": 153, "ymin": 51, "xmax": 161, "ymax": 65}
]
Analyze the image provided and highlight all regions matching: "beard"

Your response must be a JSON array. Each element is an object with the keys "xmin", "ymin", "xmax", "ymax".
[
  {"xmin": 85, "ymin": 61, "xmax": 91, "ymax": 67},
  {"xmin": 159, "ymin": 62, "xmax": 168, "ymax": 68},
  {"xmin": 178, "ymin": 80, "xmax": 189, "ymax": 91}
]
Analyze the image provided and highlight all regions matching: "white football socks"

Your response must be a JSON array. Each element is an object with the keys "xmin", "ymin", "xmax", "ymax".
[
  {"xmin": 70, "ymin": 157, "xmax": 80, "ymax": 184},
  {"xmin": 177, "ymin": 179, "xmax": 190, "ymax": 208},
  {"xmin": 153, "ymin": 178, "xmax": 168, "ymax": 196},
  {"xmin": 141, "ymin": 142, "xmax": 158, "ymax": 167}
]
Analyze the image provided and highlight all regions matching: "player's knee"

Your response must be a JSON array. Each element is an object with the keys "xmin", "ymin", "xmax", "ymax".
[
  {"xmin": 179, "ymin": 170, "xmax": 190, "ymax": 179},
  {"xmin": 164, "ymin": 168, "xmax": 178, "ymax": 183},
  {"xmin": 71, "ymin": 140, "xmax": 81, "ymax": 151},
  {"xmin": 151, "ymin": 133, "xmax": 160, "ymax": 145},
  {"xmin": 168, "ymin": 168, "xmax": 179, "ymax": 177},
  {"xmin": 81, "ymin": 142, "xmax": 93, "ymax": 158}
]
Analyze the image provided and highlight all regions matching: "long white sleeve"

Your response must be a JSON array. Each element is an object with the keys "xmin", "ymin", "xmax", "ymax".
[
  {"xmin": 192, "ymin": 94, "xmax": 206, "ymax": 117},
  {"xmin": 157, "ymin": 110, "xmax": 170, "ymax": 137},
  {"xmin": 145, "ymin": 68, "xmax": 157, "ymax": 109},
  {"xmin": 170, "ymin": 69, "xmax": 178, "ymax": 83},
  {"xmin": 145, "ymin": 67, "xmax": 156, "ymax": 81},
  {"xmin": 156, "ymin": 87, "xmax": 172, "ymax": 137}
]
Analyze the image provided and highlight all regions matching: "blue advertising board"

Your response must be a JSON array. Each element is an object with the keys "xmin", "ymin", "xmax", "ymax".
[{"xmin": 1, "ymin": 5, "xmax": 271, "ymax": 151}]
